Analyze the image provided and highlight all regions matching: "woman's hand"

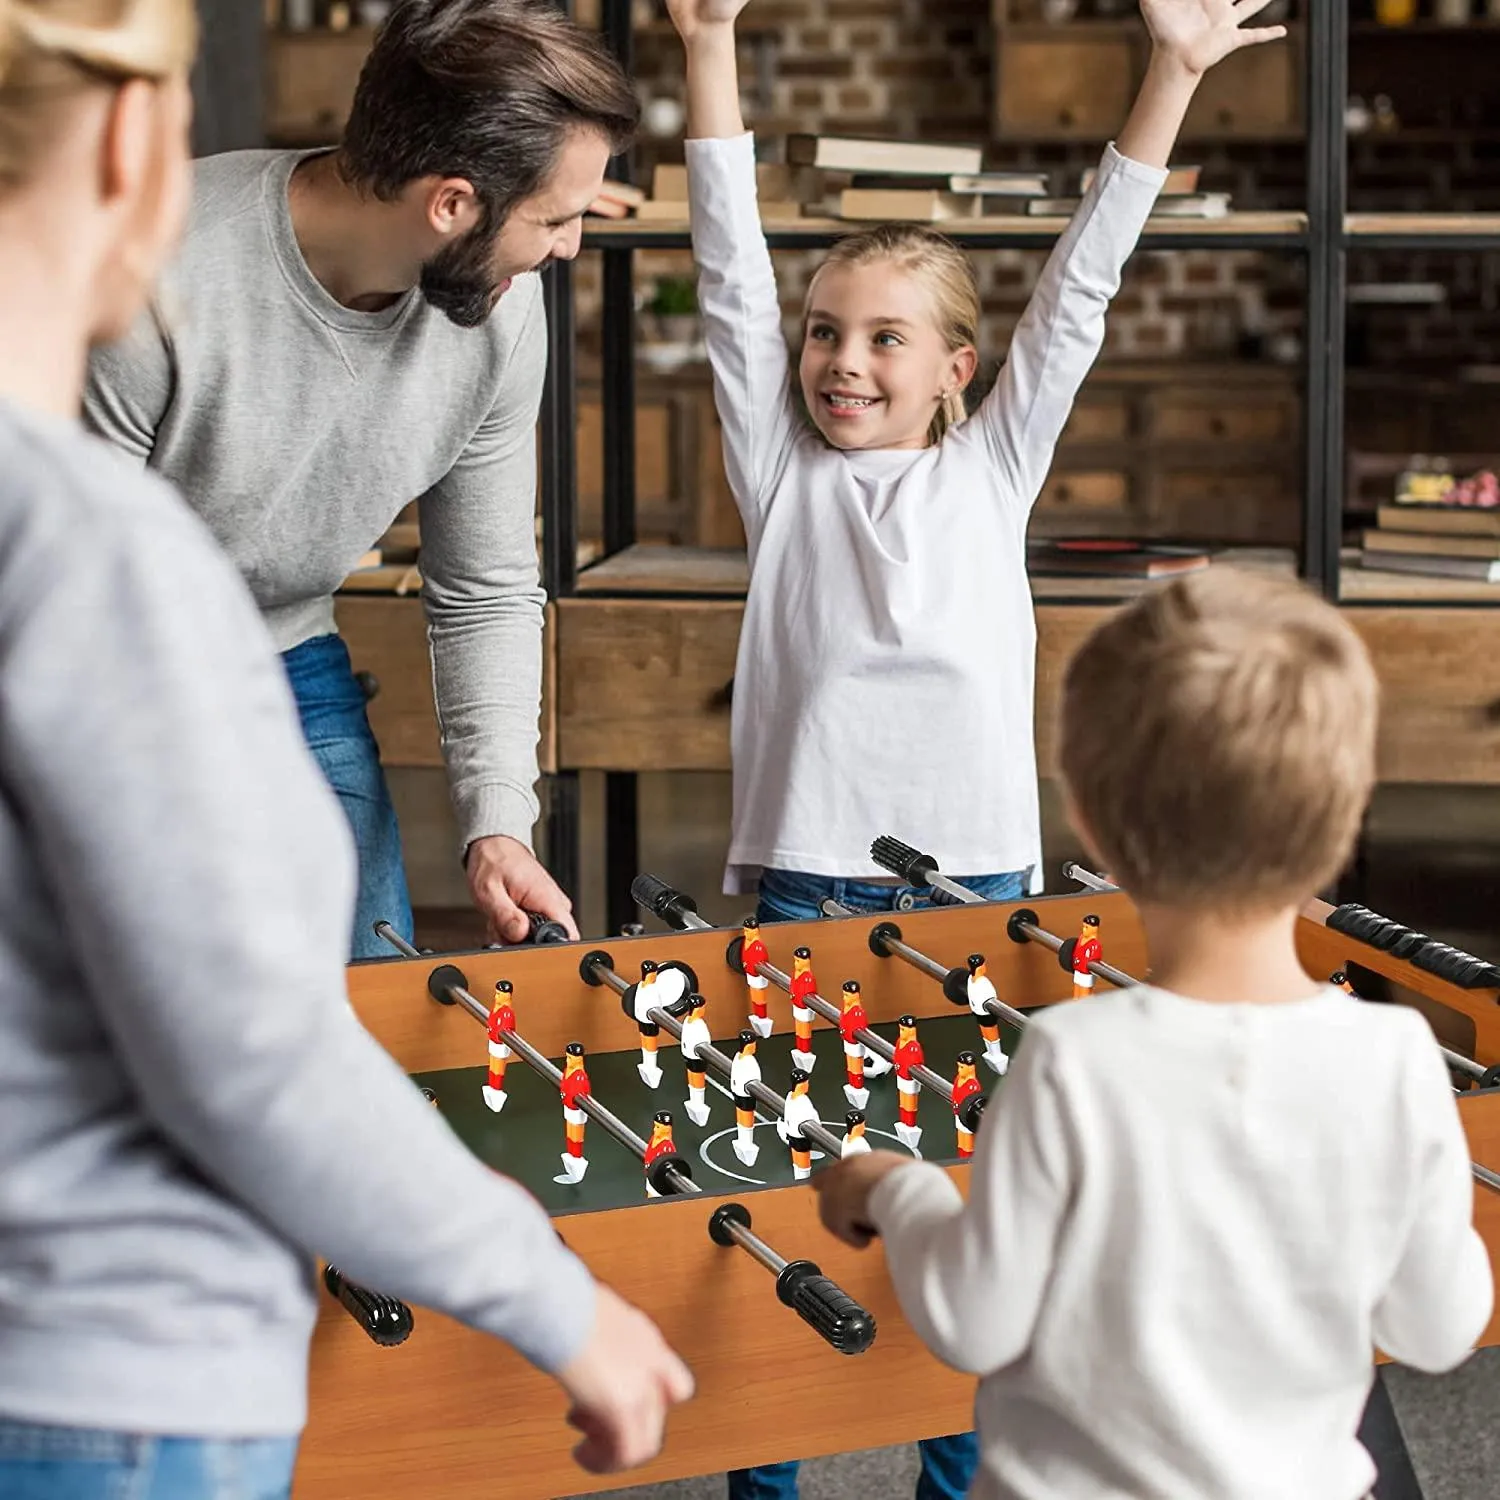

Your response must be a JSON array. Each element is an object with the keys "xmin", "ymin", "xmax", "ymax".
[{"xmin": 1140, "ymin": 0, "xmax": 1288, "ymax": 77}]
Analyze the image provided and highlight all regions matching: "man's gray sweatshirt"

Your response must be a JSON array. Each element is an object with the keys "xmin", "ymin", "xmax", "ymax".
[
  {"xmin": 0, "ymin": 401, "xmax": 593, "ymax": 1436},
  {"xmin": 83, "ymin": 149, "xmax": 547, "ymax": 854}
]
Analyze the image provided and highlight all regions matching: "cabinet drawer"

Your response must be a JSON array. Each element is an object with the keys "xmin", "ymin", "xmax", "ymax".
[
  {"xmin": 996, "ymin": 38, "xmax": 1135, "ymax": 137},
  {"xmin": 1061, "ymin": 397, "xmax": 1131, "ymax": 445},
  {"xmin": 1036, "ymin": 470, "xmax": 1130, "ymax": 516},
  {"xmin": 1351, "ymin": 610, "xmax": 1500, "ymax": 784},
  {"xmin": 266, "ymin": 31, "xmax": 371, "ymax": 140},
  {"xmin": 1150, "ymin": 393, "xmax": 1294, "ymax": 445},
  {"xmin": 1034, "ymin": 607, "xmax": 1113, "ymax": 779},
  {"xmin": 1159, "ymin": 469, "xmax": 1298, "ymax": 543},
  {"xmin": 554, "ymin": 599, "xmax": 741, "ymax": 770},
  {"xmin": 334, "ymin": 596, "xmax": 442, "ymax": 768},
  {"xmin": 1181, "ymin": 41, "xmax": 1297, "ymax": 137}
]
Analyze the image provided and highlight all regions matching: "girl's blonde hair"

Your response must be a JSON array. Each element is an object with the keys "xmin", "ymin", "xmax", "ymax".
[
  {"xmin": 0, "ymin": 0, "xmax": 196, "ymax": 187},
  {"xmin": 807, "ymin": 222, "xmax": 981, "ymax": 445}
]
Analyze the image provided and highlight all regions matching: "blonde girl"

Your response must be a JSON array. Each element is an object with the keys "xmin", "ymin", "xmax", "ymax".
[{"xmin": 666, "ymin": 2, "xmax": 1285, "ymax": 1498}]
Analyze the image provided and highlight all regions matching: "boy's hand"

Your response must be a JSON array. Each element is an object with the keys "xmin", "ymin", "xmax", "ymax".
[
  {"xmin": 665, "ymin": 0, "xmax": 752, "ymax": 39},
  {"xmin": 556, "ymin": 1284, "xmax": 695, "ymax": 1473},
  {"xmin": 1140, "ymin": 0, "xmax": 1287, "ymax": 77},
  {"xmin": 811, "ymin": 1151, "xmax": 911, "ymax": 1249}
]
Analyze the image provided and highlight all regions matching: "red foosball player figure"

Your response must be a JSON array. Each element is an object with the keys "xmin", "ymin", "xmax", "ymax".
[
  {"xmin": 841, "ymin": 1109, "xmax": 871, "ymax": 1159},
  {"xmin": 555, "ymin": 1042, "xmax": 591, "ymax": 1185},
  {"xmin": 779, "ymin": 1069, "xmax": 820, "ymax": 1181},
  {"xmin": 1073, "ymin": 914, "xmax": 1102, "ymax": 999},
  {"xmin": 482, "ymin": 980, "xmax": 516, "ymax": 1113},
  {"xmin": 839, "ymin": 980, "xmax": 870, "ymax": 1110},
  {"xmin": 789, "ymin": 945, "xmax": 819, "ymax": 1074},
  {"xmin": 631, "ymin": 960, "xmax": 665, "ymax": 1089},
  {"xmin": 892, "ymin": 1013, "xmax": 924, "ymax": 1151},
  {"xmin": 1330, "ymin": 969, "xmax": 1357, "ymax": 997},
  {"xmin": 644, "ymin": 1110, "xmax": 676, "ymax": 1199},
  {"xmin": 952, "ymin": 1051, "xmax": 982, "ymax": 1160},
  {"xmin": 742, "ymin": 917, "xmax": 773, "ymax": 1037},
  {"xmin": 965, "ymin": 954, "xmax": 1009, "ymax": 1077},
  {"xmin": 728, "ymin": 1030, "xmax": 761, "ymax": 1167},
  {"xmin": 678, "ymin": 991, "xmax": 713, "ymax": 1127}
]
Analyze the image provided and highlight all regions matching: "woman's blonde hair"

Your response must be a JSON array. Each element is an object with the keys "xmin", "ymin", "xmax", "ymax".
[
  {"xmin": 806, "ymin": 223, "xmax": 981, "ymax": 445},
  {"xmin": 0, "ymin": 0, "xmax": 195, "ymax": 186}
]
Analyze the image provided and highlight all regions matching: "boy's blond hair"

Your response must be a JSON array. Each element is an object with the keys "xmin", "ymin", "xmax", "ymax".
[{"xmin": 1058, "ymin": 568, "xmax": 1378, "ymax": 913}]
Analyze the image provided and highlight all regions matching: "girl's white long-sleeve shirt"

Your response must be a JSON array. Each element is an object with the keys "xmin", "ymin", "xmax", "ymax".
[
  {"xmin": 686, "ymin": 134, "xmax": 1166, "ymax": 894},
  {"xmin": 868, "ymin": 986, "xmax": 1494, "ymax": 1500}
]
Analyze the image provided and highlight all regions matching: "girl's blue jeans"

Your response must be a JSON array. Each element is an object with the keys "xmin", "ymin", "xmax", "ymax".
[
  {"xmin": 0, "ymin": 1421, "xmax": 298, "ymax": 1499},
  {"xmin": 726, "ymin": 864, "xmax": 1029, "ymax": 1500}
]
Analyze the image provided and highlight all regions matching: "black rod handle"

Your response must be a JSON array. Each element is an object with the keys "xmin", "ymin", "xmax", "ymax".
[
  {"xmin": 776, "ymin": 1261, "xmax": 877, "ymax": 1356},
  {"xmin": 630, "ymin": 873, "xmax": 701, "ymax": 930},
  {"xmin": 869, "ymin": 835, "xmax": 937, "ymax": 887},
  {"xmin": 323, "ymin": 1265, "xmax": 414, "ymax": 1347}
]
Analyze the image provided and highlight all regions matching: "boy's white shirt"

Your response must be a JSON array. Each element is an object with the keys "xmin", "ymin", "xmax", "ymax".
[
  {"xmin": 686, "ymin": 133, "xmax": 1167, "ymax": 894},
  {"xmin": 867, "ymin": 984, "xmax": 1493, "ymax": 1500}
]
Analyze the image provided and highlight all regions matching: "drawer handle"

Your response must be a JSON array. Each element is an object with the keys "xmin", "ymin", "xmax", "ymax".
[{"xmin": 355, "ymin": 670, "xmax": 380, "ymax": 702}]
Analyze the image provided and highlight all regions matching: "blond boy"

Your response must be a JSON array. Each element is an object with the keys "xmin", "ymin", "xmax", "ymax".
[{"xmin": 815, "ymin": 569, "xmax": 1493, "ymax": 1500}]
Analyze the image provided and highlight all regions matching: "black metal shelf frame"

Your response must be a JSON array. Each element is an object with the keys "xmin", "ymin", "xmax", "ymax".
[{"xmin": 538, "ymin": 0, "xmax": 1496, "ymax": 930}]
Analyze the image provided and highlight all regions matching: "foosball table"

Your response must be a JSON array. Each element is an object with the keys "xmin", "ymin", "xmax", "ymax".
[{"xmin": 294, "ymin": 854, "xmax": 1500, "ymax": 1500}]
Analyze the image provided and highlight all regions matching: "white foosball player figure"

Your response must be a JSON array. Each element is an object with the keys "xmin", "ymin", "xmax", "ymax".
[
  {"xmin": 678, "ymin": 991, "xmax": 713, "ymax": 1127},
  {"xmin": 729, "ymin": 1030, "xmax": 762, "ymax": 1166},
  {"xmin": 631, "ymin": 961, "xmax": 665, "ymax": 1089},
  {"xmin": 966, "ymin": 953, "xmax": 1010, "ymax": 1076},
  {"xmin": 778, "ymin": 1069, "xmax": 820, "ymax": 1181},
  {"xmin": 841, "ymin": 1109, "xmax": 871, "ymax": 1158}
]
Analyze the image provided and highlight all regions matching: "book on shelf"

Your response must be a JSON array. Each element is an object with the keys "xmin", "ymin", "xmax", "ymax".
[
  {"xmin": 785, "ymin": 133, "xmax": 984, "ymax": 177},
  {"xmin": 633, "ymin": 196, "xmax": 803, "ymax": 222},
  {"xmin": 1375, "ymin": 502, "xmax": 1500, "ymax": 537},
  {"xmin": 847, "ymin": 170, "xmax": 1050, "ymax": 197},
  {"xmin": 1081, "ymin": 163, "xmax": 1202, "ymax": 195},
  {"xmin": 1356, "ymin": 549, "xmax": 1500, "ymax": 584},
  {"xmin": 1026, "ymin": 540, "xmax": 1212, "ymax": 579},
  {"xmin": 836, "ymin": 188, "xmax": 991, "ymax": 222},
  {"xmin": 1363, "ymin": 528, "xmax": 1500, "ymax": 560},
  {"xmin": 1025, "ymin": 191, "xmax": 1231, "ymax": 219}
]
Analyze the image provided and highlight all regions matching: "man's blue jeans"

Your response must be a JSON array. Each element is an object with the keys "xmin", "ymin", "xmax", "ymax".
[
  {"xmin": 0, "ymin": 1420, "xmax": 298, "ymax": 1499},
  {"xmin": 726, "ymin": 865, "xmax": 1029, "ymax": 1500},
  {"xmin": 282, "ymin": 634, "xmax": 413, "ymax": 960}
]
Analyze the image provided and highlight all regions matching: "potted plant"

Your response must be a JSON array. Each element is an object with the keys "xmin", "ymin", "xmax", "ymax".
[{"xmin": 639, "ymin": 275, "xmax": 702, "ymax": 372}]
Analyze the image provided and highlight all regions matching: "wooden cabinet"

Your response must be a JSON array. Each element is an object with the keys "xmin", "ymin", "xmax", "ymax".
[
  {"xmin": 996, "ymin": 34, "xmax": 1135, "ymax": 138},
  {"xmin": 990, "ymin": 6, "xmax": 1303, "ymax": 141},
  {"xmin": 331, "ymin": 590, "xmax": 1500, "ymax": 792},
  {"xmin": 265, "ymin": 29, "xmax": 372, "ymax": 143},
  {"xmin": 1350, "ymin": 610, "xmax": 1500, "ymax": 784}
]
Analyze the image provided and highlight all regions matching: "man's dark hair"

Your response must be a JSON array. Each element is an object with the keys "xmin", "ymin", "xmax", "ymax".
[{"xmin": 338, "ymin": 0, "xmax": 638, "ymax": 222}]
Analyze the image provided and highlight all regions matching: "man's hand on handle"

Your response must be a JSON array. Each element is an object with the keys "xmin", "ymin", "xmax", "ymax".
[
  {"xmin": 557, "ymin": 1284, "xmax": 696, "ymax": 1473},
  {"xmin": 466, "ymin": 834, "xmax": 578, "ymax": 945}
]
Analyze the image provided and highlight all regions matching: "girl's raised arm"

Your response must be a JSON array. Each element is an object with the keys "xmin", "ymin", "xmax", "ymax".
[{"xmin": 670, "ymin": 0, "xmax": 801, "ymax": 533}]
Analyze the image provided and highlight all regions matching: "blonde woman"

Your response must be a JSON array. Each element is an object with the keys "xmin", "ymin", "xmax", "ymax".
[{"xmin": 0, "ymin": 3, "xmax": 687, "ymax": 1495}]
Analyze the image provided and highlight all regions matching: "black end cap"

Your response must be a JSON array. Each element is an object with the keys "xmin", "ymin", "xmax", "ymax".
[
  {"xmin": 1007, "ymin": 908, "xmax": 1040, "ymax": 946},
  {"xmin": 647, "ymin": 1152, "xmax": 693, "ymax": 1196},
  {"xmin": 942, "ymin": 967, "xmax": 970, "ymax": 1007},
  {"xmin": 427, "ymin": 964, "xmax": 467, "ymax": 1006},
  {"xmin": 958, "ymin": 1092, "xmax": 989, "ymax": 1134},
  {"xmin": 709, "ymin": 1201, "xmax": 752, "ymax": 1246},
  {"xmin": 579, "ymin": 949, "xmax": 614, "ymax": 987},
  {"xmin": 868, "ymin": 920, "xmax": 902, "ymax": 957}
]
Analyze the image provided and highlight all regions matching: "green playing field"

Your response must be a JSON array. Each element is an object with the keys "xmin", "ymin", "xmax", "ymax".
[{"xmin": 412, "ymin": 1011, "xmax": 1025, "ymax": 1215}]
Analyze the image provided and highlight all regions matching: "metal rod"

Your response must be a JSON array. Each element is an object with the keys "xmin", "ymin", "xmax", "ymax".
[
  {"xmin": 822, "ymin": 898, "xmax": 1031, "ymax": 1038},
  {"xmin": 1061, "ymin": 862, "xmax": 1117, "ymax": 894},
  {"xmin": 1011, "ymin": 917, "xmax": 1137, "ymax": 991},
  {"xmin": 1474, "ymin": 1162, "xmax": 1500, "ymax": 1195},
  {"xmin": 374, "ymin": 925, "xmax": 697, "ymax": 1196}
]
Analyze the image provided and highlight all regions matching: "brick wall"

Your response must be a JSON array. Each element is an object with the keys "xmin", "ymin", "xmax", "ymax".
[{"xmin": 596, "ymin": 0, "xmax": 1500, "ymax": 369}]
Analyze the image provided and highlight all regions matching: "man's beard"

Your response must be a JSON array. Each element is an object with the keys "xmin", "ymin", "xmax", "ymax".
[{"xmin": 419, "ymin": 224, "xmax": 506, "ymax": 329}]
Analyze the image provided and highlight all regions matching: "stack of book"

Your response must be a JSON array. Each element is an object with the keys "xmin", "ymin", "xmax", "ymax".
[
  {"xmin": 1026, "ymin": 539, "xmax": 1212, "ymax": 580},
  {"xmin": 1358, "ymin": 475, "xmax": 1500, "ymax": 584},
  {"xmin": 599, "ymin": 135, "xmax": 1227, "ymax": 226}
]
